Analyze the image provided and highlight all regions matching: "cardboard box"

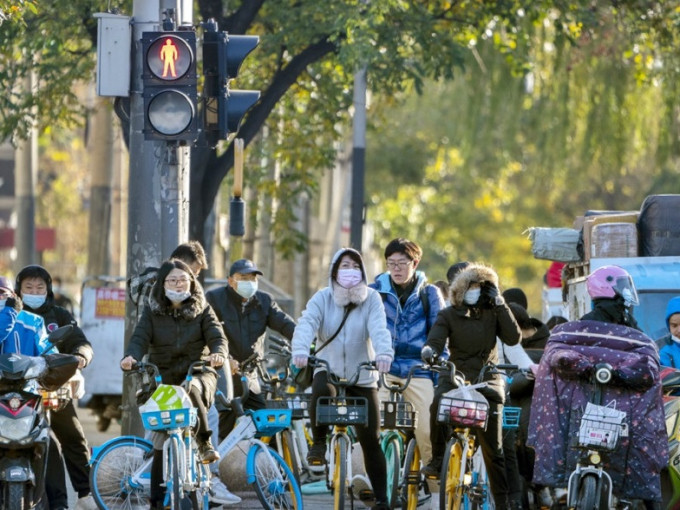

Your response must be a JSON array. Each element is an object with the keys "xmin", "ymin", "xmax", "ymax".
[
  {"xmin": 591, "ymin": 223, "xmax": 638, "ymax": 258},
  {"xmin": 582, "ymin": 212, "xmax": 639, "ymax": 260}
]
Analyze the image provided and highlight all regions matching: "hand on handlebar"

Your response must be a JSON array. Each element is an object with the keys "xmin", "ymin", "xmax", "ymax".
[
  {"xmin": 209, "ymin": 353, "xmax": 225, "ymax": 368},
  {"xmin": 292, "ymin": 354, "xmax": 308, "ymax": 368},
  {"xmin": 120, "ymin": 355, "xmax": 137, "ymax": 371},
  {"xmin": 375, "ymin": 355, "xmax": 391, "ymax": 374},
  {"xmin": 421, "ymin": 345, "xmax": 437, "ymax": 365}
]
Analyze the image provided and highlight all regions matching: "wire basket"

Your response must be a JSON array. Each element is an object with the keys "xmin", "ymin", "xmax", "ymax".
[
  {"xmin": 251, "ymin": 408, "xmax": 293, "ymax": 436},
  {"xmin": 577, "ymin": 413, "xmax": 626, "ymax": 451},
  {"xmin": 437, "ymin": 395, "xmax": 489, "ymax": 430},
  {"xmin": 316, "ymin": 396, "xmax": 368, "ymax": 426},
  {"xmin": 266, "ymin": 392, "xmax": 311, "ymax": 420},
  {"xmin": 502, "ymin": 407, "xmax": 521, "ymax": 429},
  {"xmin": 381, "ymin": 401, "xmax": 418, "ymax": 430},
  {"xmin": 40, "ymin": 386, "xmax": 71, "ymax": 412},
  {"xmin": 141, "ymin": 407, "xmax": 197, "ymax": 431}
]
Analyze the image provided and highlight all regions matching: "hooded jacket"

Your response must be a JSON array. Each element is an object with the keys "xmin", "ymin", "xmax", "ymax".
[
  {"xmin": 16, "ymin": 265, "xmax": 93, "ymax": 366},
  {"xmin": 581, "ymin": 297, "xmax": 640, "ymax": 330},
  {"xmin": 0, "ymin": 306, "xmax": 51, "ymax": 355},
  {"xmin": 370, "ymin": 271, "xmax": 444, "ymax": 380},
  {"xmin": 424, "ymin": 263, "xmax": 521, "ymax": 401},
  {"xmin": 291, "ymin": 248, "xmax": 394, "ymax": 387},
  {"xmin": 656, "ymin": 296, "xmax": 680, "ymax": 368}
]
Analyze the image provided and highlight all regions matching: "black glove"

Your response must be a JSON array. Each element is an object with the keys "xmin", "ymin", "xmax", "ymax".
[
  {"xmin": 5, "ymin": 296, "xmax": 17, "ymax": 310},
  {"xmin": 421, "ymin": 345, "xmax": 436, "ymax": 365},
  {"xmin": 481, "ymin": 282, "xmax": 504, "ymax": 306}
]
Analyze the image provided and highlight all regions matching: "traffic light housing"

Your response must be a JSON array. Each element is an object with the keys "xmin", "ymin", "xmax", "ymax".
[
  {"xmin": 203, "ymin": 28, "xmax": 260, "ymax": 143},
  {"xmin": 142, "ymin": 31, "xmax": 199, "ymax": 142}
]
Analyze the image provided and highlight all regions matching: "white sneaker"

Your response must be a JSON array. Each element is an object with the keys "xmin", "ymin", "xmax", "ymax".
[
  {"xmin": 351, "ymin": 473, "xmax": 373, "ymax": 500},
  {"xmin": 74, "ymin": 494, "xmax": 98, "ymax": 510},
  {"xmin": 538, "ymin": 486, "xmax": 554, "ymax": 507},
  {"xmin": 210, "ymin": 474, "xmax": 242, "ymax": 506}
]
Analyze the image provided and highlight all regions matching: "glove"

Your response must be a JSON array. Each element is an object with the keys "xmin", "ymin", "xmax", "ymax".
[
  {"xmin": 421, "ymin": 345, "xmax": 436, "ymax": 365},
  {"xmin": 481, "ymin": 282, "xmax": 504, "ymax": 306},
  {"xmin": 5, "ymin": 297, "xmax": 16, "ymax": 309},
  {"xmin": 375, "ymin": 355, "xmax": 391, "ymax": 374},
  {"xmin": 292, "ymin": 355, "xmax": 308, "ymax": 369}
]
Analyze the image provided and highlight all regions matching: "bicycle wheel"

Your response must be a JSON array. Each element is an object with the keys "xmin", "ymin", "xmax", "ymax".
[
  {"xmin": 401, "ymin": 438, "xmax": 422, "ymax": 510},
  {"xmin": 333, "ymin": 435, "xmax": 349, "ymax": 510},
  {"xmin": 382, "ymin": 435, "xmax": 401, "ymax": 509},
  {"xmin": 189, "ymin": 454, "xmax": 211, "ymax": 510},
  {"xmin": 440, "ymin": 436, "xmax": 465, "ymax": 510},
  {"xmin": 279, "ymin": 429, "xmax": 302, "ymax": 487},
  {"xmin": 247, "ymin": 442, "xmax": 303, "ymax": 509},
  {"xmin": 164, "ymin": 435, "xmax": 183, "ymax": 510},
  {"xmin": 90, "ymin": 436, "xmax": 153, "ymax": 509},
  {"xmin": 575, "ymin": 474, "xmax": 598, "ymax": 510}
]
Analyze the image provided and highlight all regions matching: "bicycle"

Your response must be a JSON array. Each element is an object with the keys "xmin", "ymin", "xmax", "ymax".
[
  {"xmin": 423, "ymin": 352, "xmax": 518, "ymax": 510},
  {"xmin": 378, "ymin": 365, "xmax": 423, "ymax": 510},
  {"xmin": 90, "ymin": 354, "xmax": 304, "ymax": 509},
  {"xmin": 307, "ymin": 355, "xmax": 376, "ymax": 510}
]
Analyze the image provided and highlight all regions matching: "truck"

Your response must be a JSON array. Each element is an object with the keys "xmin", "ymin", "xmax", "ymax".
[{"xmin": 536, "ymin": 194, "xmax": 680, "ymax": 341}]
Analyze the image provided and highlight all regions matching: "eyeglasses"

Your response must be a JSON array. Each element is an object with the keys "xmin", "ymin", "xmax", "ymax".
[
  {"xmin": 165, "ymin": 277, "xmax": 190, "ymax": 286},
  {"xmin": 386, "ymin": 260, "xmax": 412, "ymax": 270}
]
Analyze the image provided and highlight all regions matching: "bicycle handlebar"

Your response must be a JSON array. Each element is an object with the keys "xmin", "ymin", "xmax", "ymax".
[
  {"xmin": 378, "ymin": 363, "xmax": 424, "ymax": 395},
  {"xmin": 308, "ymin": 356, "xmax": 376, "ymax": 388}
]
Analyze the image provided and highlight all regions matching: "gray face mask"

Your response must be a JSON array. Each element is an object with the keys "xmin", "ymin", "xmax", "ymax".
[{"xmin": 463, "ymin": 288, "xmax": 481, "ymax": 305}]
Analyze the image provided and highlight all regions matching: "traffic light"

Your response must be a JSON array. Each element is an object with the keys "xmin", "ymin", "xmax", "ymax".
[
  {"xmin": 203, "ymin": 25, "xmax": 260, "ymax": 143},
  {"xmin": 142, "ymin": 31, "xmax": 199, "ymax": 142}
]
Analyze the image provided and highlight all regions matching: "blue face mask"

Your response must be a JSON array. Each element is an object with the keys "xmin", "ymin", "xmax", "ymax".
[{"xmin": 22, "ymin": 294, "xmax": 46, "ymax": 309}]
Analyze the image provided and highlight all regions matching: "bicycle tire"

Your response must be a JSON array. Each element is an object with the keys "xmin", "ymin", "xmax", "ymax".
[
  {"xmin": 90, "ymin": 436, "xmax": 153, "ymax": 509},
  {"xmin": 401, "ymin": 438, "xmax": 422, "ymax": 510},
  {"xmin": 6, "ymin": 481, "xmax": 24, "ymax": 508},
  {"xmin": 440, "ymin": 436, "xmax": 465, "ymax": 510},
  {"xmin": 576, "ymin": 474, "xmax": 598, "ymax": 510},
  {"xmin": 165, "ymin": 435, "xmax": 183, "ymax": 510},
  {"xmin": 248, "ymin": 442, "xmax": 303, "ymax": 509},
  {"xmin": 382, "ymin": 435, "xmax": 401, "ymax": 509},
  {"xmin": 333, "ymin": 435, "xmax": 349, "ymax": 510},
  {"xmin": 280, "ymin": 429, "xmax": 303, "ymax": 487},
  {"xmin": 189, "ymin": 451, "xmax": 211, "ymax": 510}
]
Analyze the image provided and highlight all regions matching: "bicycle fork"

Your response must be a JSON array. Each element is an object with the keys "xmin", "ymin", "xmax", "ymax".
[
  {"xmin": 566, "ymin": 463, "xmax": 614, "ymax": 510},
  {"xmin": 327, "ymin": 429, "xmax": 353, "ymax": 492}
]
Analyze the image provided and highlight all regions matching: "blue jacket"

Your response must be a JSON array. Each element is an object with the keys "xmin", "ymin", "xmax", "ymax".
[
  {"xmin": 370, "ymin": 271, "xmax": 444, "ymax": 380},
  {"xmin": 0, "ymin": 307, "xmax": 51, "ymax": 355},
  {"xmin": 657, "ymin": 296, "xmax": 680, "ymax": 368}
]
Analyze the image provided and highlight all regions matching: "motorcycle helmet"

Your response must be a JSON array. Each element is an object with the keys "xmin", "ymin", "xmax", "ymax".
[{"xmin": 586, "ymin": 265, "xmax": 639, "ymax": 306}]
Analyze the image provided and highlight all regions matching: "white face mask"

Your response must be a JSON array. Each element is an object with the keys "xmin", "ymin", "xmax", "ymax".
[
  {"xmin": 165, "ymin": 289, "xmax": 191, "ymax": 303},
  {"xmin": 0, "ymin": 298, "xmax": 5, "ymax": 310},
  {"xmin": 463, "ymin": 288, "xmax": 481, "ymax": 305},
  {"xmin": 235, "ymin": 280, "xmax": 258, "ymax": 299},
  {"xmin": 22, "ymin": 293, "xmax": 46, "ymax": 309},
  {"xmin": 672, "ymin": 335, "xmax": 680, "ymax": 344}
]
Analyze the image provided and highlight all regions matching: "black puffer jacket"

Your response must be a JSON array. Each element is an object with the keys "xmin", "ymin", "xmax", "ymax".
[
  {"xmin": 581, "ymin": 297, "xmax": 640, "ymax": 330},
  {"xmin": 126, "ymin": 289, "xmax": 228, "ymax": 400},
  {"xmin": 425, "ymin": 263, "xmax": 521, "ymax": 402},
  {"xmin": 205, "ymin": 285, "xmax": 295, "ymax": 362}
]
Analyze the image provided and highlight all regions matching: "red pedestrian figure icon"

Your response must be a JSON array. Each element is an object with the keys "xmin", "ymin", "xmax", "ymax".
[{"xmin": 160, "ymin": 38, "xmax": 178, "ymax": 78}]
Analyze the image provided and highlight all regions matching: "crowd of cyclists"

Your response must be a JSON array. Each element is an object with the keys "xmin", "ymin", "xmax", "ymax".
[{"xmin": 3, "ymin": 235, "xmax": 674, "ymax": 509}]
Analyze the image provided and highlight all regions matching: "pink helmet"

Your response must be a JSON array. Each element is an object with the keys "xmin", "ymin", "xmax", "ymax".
[{"xmin": 586, "ymin": 265, "xmax": 639, "ymax": 305}]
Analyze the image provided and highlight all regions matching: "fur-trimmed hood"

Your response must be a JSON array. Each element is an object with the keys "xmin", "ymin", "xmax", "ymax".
[
  {"xmin": 148, "ymin": 281, "xmax": 208, "ymax": 321},
  {"xmin": 449, "ymin": 263, "xmax": 499, "ymax": 307}
]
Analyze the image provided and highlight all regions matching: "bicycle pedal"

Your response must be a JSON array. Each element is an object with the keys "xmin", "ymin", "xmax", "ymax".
[{"xmin": 358, "ymin": 490, "xmax": 374, "ymax": 501}]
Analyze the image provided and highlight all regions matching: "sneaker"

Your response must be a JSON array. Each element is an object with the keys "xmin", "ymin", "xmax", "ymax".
[
  {"xmin": 74, "ymin": 494, "xmax": 98, "ymax": 510},
  {"xmin": 199, "ymin": 439, "xmax": 220, "ymax": 464},
  {"xmin": 553, "ymin": 487, "xmax": 567, "ymax": 503},
  {"xmin": 537, "ymin": 486, "xmax": 553, "ymax": 507},
  {"xmin": 421, "ymin": 458, "xmax": 442, "ymax": 479},
  {"xmin": 307, "ymin": 442, "xmax": 327, "ymax": 465},
  {"xmin": 210, "ymin": 474, "xmax": 241, "ymax": 506},
  {"xmin": 351, "ymin": 474, "xmax": 374, "ymax": 500}
]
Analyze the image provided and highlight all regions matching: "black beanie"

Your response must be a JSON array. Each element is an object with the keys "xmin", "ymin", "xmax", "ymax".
[{"xmin": 502, "ymin": 287, "xmax": 528, "ymax": 309}]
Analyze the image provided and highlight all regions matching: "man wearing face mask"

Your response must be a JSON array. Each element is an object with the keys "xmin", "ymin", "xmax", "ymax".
[
  {"xmin": 205, "ymin": 258, "xmax": 297, "ymax": 439},
  {"xmin": 15, "ymin": 265, "xmax": 98, "ymax": 510}
]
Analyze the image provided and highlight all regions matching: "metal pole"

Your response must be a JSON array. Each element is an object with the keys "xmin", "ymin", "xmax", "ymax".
[{"xmin": 350, "ymin": 67, "xmax": 366, "ymax": 251}]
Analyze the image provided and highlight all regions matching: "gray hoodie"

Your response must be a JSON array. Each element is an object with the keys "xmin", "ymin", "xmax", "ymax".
[{"xmin": 291, "ymin": 248, "xmax": 394, "ymax": 387}]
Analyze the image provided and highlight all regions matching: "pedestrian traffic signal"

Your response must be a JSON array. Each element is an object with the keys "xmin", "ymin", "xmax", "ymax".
[
  {"xmin": 203, "ymin": 24, "xmax": 260, "ymax": 144},
  {"xmin": 142, "ymin": 31, "xmax": 199, "ymax": 142}
]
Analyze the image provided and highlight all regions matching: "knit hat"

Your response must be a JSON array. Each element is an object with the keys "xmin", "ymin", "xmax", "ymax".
[
  {"xmin": 508, "ymin": 302, "xmax": 532, "ymax": 329},
  {"xmin": 502, "ymin": 287, "xmax": 528, "ymax": 309}
]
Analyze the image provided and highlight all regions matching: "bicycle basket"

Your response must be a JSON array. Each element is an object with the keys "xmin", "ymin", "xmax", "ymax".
[
  {"xmin": 316, "ymin": 396, "xmax": 368, "ymax": 426},
  {"xmin": 437, "ymin": 394, "xmax": 489, "ymax": 430},
  {"xmin": 252, "ymin": 408, "xmax": 293, "ymax": 436},
  {"xmin": 266, "ymin": 392, "xmax": 311, "ymax": 420},
  {"xmin": 40, "ymin": 386, "xmax": 71, "ymax": 412},
  {"xmin": 141, "ymin": 407, "xmax": 197, "ymax": 431},
  {"xmin": 502, "ymin": 407, "xmax": 521, "ymax": 429},
  {"xmin": 381, "ymin": 401, "xmax": 418, "ymax": 430},
  {"xmin": 577, "ymin": 402, "xmax": 627, "ymax": 451}
]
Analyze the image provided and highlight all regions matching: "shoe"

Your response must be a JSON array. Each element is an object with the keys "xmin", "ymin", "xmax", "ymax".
[
  {"xmin": 421, "ymin": 458, "xmax": 442, "ymax": 479},
  {"xmin": 199, "ymin": 439, "xmax": 220, "ymax": 464},
  {"xmin": 74, "ymin": 494, "xmax": 98, "ymax": 510},
  {"xmin": 373, "ymin": 500, "xmax": 389, "ymax": 510},
  {"xmin": 537, "ymin": 486, "xmax": 553, "ymax": 507},
  {"xmin": 553, "ymin": 487, "xmax": 567, "ymax": 503},
  {"xmin": 352, "ymin": 474, "xmax": 374, "ymax": 500},
  {"xmin": 209, "ymin": 474, "xmax": 241, "ymax": 505},
  {"xmin": 307, "ymin": 441, "xmax": 327, "ymax": 465}
]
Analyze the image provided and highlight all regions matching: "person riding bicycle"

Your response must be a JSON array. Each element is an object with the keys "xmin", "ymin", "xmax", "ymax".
[
  {"xmin": 120, "ymin": 259, "xmax": 228, "ymax": 510},
  {"xmin": 420, "ymin": 262, "xmax": 522, "ymax": 510},
  {"xmin": 528, "ymin": 265, "xmax": 667, "ymax": 509},
  {"xmin": 291, "ymin": 247, "xmax": 394, "ymax": 510}
]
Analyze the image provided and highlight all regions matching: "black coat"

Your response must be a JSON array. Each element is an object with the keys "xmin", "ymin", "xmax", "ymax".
[
  {"xmin": 581, "ymin": 297, "xmax": 640, "ymax": 330},
  {"xmin": 205, "ymin": 285, "xmax": 296, "ymax": 362}
]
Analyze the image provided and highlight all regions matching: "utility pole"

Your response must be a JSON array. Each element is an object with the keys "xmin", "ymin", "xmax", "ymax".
[{"xmin": 350, "ymin": 67, "xmax": 367, "ymax": 251}]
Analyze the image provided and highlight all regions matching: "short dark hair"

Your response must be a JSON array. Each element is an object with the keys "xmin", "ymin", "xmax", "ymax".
[
  {"xmin": 546, "ymin": 315, "xmax": 568, "ymax": 330},
  {"xmin": 170, "ymin": 241, "xmax": 208, "ymax": 270},
  {"xmin": 384, "ymin": 238, "xmax": 422, "ymax": 262},
  {"xmin": 446, "ymin": 262, "xmax": 470, "ymax": 284}
]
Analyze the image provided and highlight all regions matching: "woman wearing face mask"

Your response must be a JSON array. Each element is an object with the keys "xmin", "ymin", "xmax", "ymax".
[
  {"xmin": 120, "ymin": 259, "xmax": 228, "ymax": 510},
  {"xmin": 420, "ymin": 262, "xmax": 522, "ymax": 510},
  {"xmin": 291, "ymin": 247, "xmax": 394, "ymax": 510}
]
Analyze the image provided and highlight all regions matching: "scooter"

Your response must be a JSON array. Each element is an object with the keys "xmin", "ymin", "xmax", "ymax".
[{"xmin": 0, "ymin": 326, "xmax": 79, "ymax": 509}]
